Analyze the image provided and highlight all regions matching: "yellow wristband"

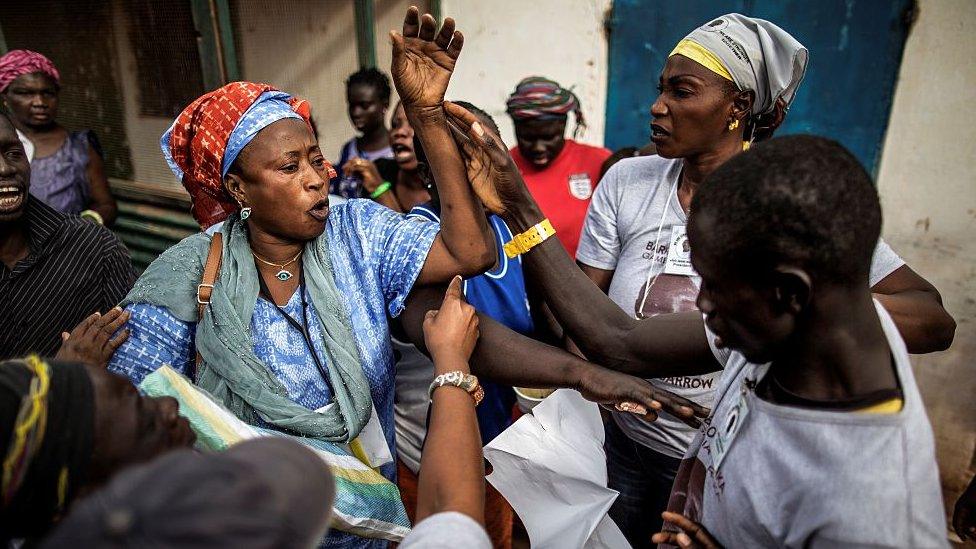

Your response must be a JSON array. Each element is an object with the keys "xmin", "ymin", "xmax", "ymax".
[
  {"xmin": 79, "ymin": 209, "xmax": 104, "ymax": 225},
  {"xmin": 503, "ymin": 218, "xmax": 556, "ymax": 258}
]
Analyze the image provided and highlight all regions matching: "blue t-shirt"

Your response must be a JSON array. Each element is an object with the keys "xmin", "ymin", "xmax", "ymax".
[
  {"xmin": 407, "ymin": 203, "xmax": 533, "ymax": 443},
  {"xmin": 110, "ymin": 200, "xmax": 439, "ymax": 549}
]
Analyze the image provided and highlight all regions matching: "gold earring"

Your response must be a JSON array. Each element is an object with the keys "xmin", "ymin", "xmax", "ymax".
[{"xmin": 728, "ymin": 119, "xmax": 739, "ymax": 131}]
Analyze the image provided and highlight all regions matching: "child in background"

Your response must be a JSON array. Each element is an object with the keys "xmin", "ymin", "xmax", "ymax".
[{"xmin": 333, "ymin": 68, "xmax": 394, "ymax": 199}]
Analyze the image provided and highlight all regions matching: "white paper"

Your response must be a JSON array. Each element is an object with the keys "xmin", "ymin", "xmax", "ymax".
[
  {"xmin": 313, "ymin": 402, "xmax": 392, "ymax": 469},
  {"xmin": 484, "ymin": 390, "xmax": 631, "ymax": 549}
]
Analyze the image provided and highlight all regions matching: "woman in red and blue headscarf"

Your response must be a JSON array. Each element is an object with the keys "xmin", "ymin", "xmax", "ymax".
[{"xmin": 106, "ymin": 9, "xmax": 494, "ymax": 548}]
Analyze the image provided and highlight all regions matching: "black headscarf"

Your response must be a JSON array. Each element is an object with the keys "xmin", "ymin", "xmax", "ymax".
[{"xmin": 0, "ymin": 357, "xmax": 95, "ymax": 541}]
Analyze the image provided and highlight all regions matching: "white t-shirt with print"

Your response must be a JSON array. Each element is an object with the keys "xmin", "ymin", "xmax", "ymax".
[{"xmin": 575, "ymin": 155, "xmax": 906, "ymax": 458}]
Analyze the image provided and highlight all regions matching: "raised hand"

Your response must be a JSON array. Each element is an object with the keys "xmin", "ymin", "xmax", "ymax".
[
  {"xmin": 652, "ymin": 512, "xmax": 723, "ymax": 548},
  {"xmin": 55, "ymin": 307, "xmax": 131, "ymax": 368},
  {"xmin": 576, "ymin": 365, "xmax": 710, "ymax": 428},
  {"xmin": 390, "ymin": 6, "xmax": 463, "ymax": 110},
  {"xmin": 342, "ymin": 157, "xmax": 383, "ymax": 193},
  {"xmin": 423, "ymin": 275, "xmax": 480, "ymax": 372},
  {"xmin": 443, "ymin": 101, "xmax": 525, "ymax": 215}
]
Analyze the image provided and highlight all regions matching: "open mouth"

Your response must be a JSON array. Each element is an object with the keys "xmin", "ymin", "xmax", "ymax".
[
  {"xmin": 307, "ymin": 197, "xmax": 330, "ymax": 222},
  {"xmin": 391, "ymin": 142, "xmax": 414, "ymax": 161},
  {"xmin": 650, "ymin": 123, "xmax": 670, "ymax": 140},
  {"xmin": 0, "ymin": 185, "xmax": 25, "ymax": 213}
]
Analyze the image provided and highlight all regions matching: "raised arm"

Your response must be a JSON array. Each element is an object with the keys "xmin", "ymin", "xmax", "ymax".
[
  {"xmin": 442, "ymin": 103, "xmax": 716, "ymax": 377},
  {"xmin": 390, "ymin": 7, "xmax": 494, "ymax": 283}
]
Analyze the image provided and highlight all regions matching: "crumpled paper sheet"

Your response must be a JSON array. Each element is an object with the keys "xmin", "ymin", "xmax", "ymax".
[{"xmin": 484, "ymin": 389, "xmax": 632, "ymax": 548}]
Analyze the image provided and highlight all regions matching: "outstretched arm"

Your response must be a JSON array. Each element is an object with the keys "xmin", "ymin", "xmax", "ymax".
[
  {"xmin": 400, "ymin": 284, "xmax": 709, "ymax": 424},
  {"xmin": 390, "ymin": 7, "xmax": 494, "ymax": 283},
  {"xmin": 442, "ymin": 103, "xmax": 717, "ymax": 377}
]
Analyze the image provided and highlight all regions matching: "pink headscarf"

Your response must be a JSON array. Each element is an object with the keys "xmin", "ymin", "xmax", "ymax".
[{"xmin": 0, "ymin": 50, "xmax": 61, "ymax": 92}]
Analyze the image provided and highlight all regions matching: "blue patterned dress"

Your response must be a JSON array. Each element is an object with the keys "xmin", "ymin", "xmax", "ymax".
[{"xmin": 109, "ymin": 199, "xmax": 439, "ymax": 548}]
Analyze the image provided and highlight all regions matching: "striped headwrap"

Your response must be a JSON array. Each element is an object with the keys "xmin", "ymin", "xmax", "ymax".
[
  {"xmin": 0, "ymin": 357, "xmax": 94, "ymax": 540},
  {"xmin": 506, "ymin": 76, "xmax": 586, "ymax": 138},
  {"xmin": 160, "ymin": 81, "xmax": 332, "ymax": 229}
]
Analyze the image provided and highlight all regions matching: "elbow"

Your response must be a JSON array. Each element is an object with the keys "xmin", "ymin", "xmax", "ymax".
[
  {"xmin": 454, "ymin": 243, "xmax": 496, "ymax": 278},
  {"xmin": 574, "ymin": 320, "xmax": 636, "ymax": 372},
  {"xmin": 905, "ymin": 309, "xmax": 957, "ymax": 354},
  {"xmin": 926, "ymin": 311, "xmax": 957, "ymax": 352},
  {"xmin": 921, "ymin": 286, "xmax": 956, "ymax": 352}
]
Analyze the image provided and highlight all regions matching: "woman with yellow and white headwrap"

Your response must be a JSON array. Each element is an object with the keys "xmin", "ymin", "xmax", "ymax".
[
  {"xmin": 572, "ymin": 17, "xmax": 811, "ymax": 545},
  {"xmin": 568, "ymin": 13, "xmax": 949, "ymax": 548}
]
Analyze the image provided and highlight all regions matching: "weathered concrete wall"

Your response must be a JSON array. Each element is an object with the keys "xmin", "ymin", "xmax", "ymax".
[
  {"xmin": 438, "ymin": 0, "xmax": 612, "ymax": 149},
  {"xmin": 875, "ymin": 0, "xmax": 976, "ymax": 538}
]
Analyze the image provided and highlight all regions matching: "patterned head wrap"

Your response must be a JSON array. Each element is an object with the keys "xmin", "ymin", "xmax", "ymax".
[
  {"xmin": 0, "ymin": 50, "xmax": 60, "ymax": 92},
  {"xmin": 506, "ymin": 76, "xmax": 586, "ymax": 138},
  {"xmin": 670, "ymin": 14, "xmax": 808, "ymax": 117},
  {"xmin": 0, "ymin": 356, "xmax": 94, "ymax": 539},
  {"xmin": 161, "ymin": 81, "xmax": 332, "ymax": 229}
]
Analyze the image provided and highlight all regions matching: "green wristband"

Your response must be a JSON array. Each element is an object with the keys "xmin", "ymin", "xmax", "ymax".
[{"xmin": 370, "ymin": 181, "xmax": 392, "ymax": 199}]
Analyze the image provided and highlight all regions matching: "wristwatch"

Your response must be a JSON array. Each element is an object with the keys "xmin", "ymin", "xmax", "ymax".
[{"xmin": 428, "ymin": 371, "xmax": 484, "ymax": 406}]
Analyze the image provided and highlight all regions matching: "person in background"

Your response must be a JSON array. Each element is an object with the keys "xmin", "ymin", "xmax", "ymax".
[
  {"xmin": 0, "ymin": 111, "xmax": 134, "ymax": 361},
  {"xmin": 333, "ymin": 68, "xmax": 395, "ymax": 199},
  {"xmin": 506, "ymin": 76, "xmax": 610, "ymax": 257},
  {"xmin": 394, "ymin": 101, "xmax": 530, "ymax": 549},
  {"xmin": 0, "ymin": 356, "xmax": 195, "ymax": 543},
  {"xmin": 0, "ymin": 50, "xmax": 117, "ymax": 225},
  {"xmin": 342, "ymin": 100, "xmax": 430, "ymax": 212},
  {"xmin": 573, "ymin": 14, "xmax": 954, "ymax": 546}
]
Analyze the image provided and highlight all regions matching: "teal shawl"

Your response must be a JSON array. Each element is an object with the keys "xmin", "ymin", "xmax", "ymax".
[{"xmin": 122, "ymin": 214, "xmax": 372, "ymax": 442}]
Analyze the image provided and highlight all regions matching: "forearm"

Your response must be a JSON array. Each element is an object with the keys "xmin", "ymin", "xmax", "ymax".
[
  {"xmin": 501, "ymin": 198, "xmax": 646, "ymax": 367},
  {"xmin": 873, "ymin": 291, "xmax": 956, "ymax": 353},
  {"xmin": 503, "ymin": 198, "xmax": 715, "ymax": 374},
  {"xmin": 402, "ymin": 284, "xmax": 712, "ymax": 381},
  {"xmin": 417, "ymin": 356, "xmax": 485, "ymax": 524},
  {"xmin": 89, "ymin": 200, "xmax": 117, "ymax": 226},
  {"xmin": 407, "ymin": 106, "xmax": 494, "ymax": 273},
  {"xmin": 372, "ymin": 189, "xmax": 403, "ymax": 213}
]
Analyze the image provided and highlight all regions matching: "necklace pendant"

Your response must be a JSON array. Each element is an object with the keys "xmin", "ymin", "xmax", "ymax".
[{"xmin": 275, "ymin": 270, "xmax": 293, "ymax": 281}]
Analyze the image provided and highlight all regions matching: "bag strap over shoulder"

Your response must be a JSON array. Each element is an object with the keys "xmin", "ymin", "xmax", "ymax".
[{"xmin": 194, "ymin": 233, "xmax": 223, "ymax": 372}]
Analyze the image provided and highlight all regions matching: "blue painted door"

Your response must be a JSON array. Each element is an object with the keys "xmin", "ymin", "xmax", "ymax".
[{"xmin": 604, "ymin": 0, "xmax": 913, "ymax": 173}]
